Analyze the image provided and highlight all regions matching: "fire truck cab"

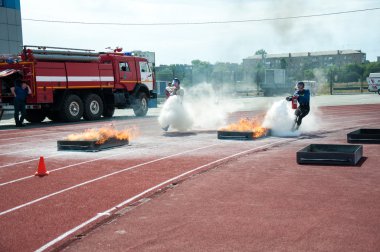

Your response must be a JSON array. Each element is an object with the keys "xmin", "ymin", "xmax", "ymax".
[{"xmin": 0, "ymin": 46, "xmax": 157, "ymax": 122}]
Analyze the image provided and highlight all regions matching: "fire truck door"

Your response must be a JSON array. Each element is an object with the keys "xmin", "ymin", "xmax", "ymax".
[
  {"xmin": 119, "ymin": 62, "xmax": 133, "ymax": 80},
  {"xmin": 139, "ymin": 61, "xmax": 153, "ymax": 90}
]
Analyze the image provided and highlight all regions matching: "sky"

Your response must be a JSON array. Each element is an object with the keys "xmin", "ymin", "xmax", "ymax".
[{"xmin": 20, "ymin": 0, "xmax": 380, "ymax": 65}]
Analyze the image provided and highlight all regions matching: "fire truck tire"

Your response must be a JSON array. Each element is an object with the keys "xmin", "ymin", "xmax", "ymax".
[
  {"xmin": 102, "ymin": 106, "xmax": 115, "ymax": 118},
  {"xmin": 133, "ymin": 92, "xmax": 148, "ymax": 117},
  {"xmin": 83, "ymin": 94, "xmax": 103, "ymax": 120},
  {"xmin": 61, "ymin": 94, "xmax": 84, "ymax": 122},
  {"xmin": 25, "ymin": 110, "xmax": 46, "ymax": 123}
]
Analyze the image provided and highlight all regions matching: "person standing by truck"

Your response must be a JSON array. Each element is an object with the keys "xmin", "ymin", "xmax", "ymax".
[
  {"xmin": 10, "ymin": 77, "xmax": 32, "ymax": 127},
  {"xmin": 286, "ymin": 81, "xmax": 310, "ymax": 131}
]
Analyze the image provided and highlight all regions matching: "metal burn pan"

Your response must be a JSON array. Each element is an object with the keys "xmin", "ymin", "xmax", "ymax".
[
  {"xmin": 297, "ymin": 144, "xmax": 363, "ymax": 166},
  {"xmin": 217, "ymin": 130, "xmax": 270, "ymax": 140},
  {"xmin": 57, "ymin": 138, "xmax": 129, "ymax": 152},
  {"xmin": 347, "ymin": 129, "xmax": 380, "ymax": 144}
]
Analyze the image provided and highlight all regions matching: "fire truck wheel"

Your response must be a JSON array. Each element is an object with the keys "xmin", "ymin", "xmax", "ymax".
[
  {"xmin": 83, "ymin": 94, "xmax": 104, "ymax": 120},
  {"xmin": 102, "ymin": 106, "xmax": 115, "ymax": 118},
  {"xmin": 133, "ymin": 92, "xmax": 148, "ymax": 117},
  {"xmin": 25, "ymin": 110, "xmax": 46, "ymax": 123},
  {"xmin": 61, "ymin": 94, "xmax": 84, "ymax": 122}
]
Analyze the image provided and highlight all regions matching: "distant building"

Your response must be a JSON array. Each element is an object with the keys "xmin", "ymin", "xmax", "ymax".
[
  {"xmin": 377, "ymin": 56, "xmax": 380, "ymax": 62},
  {"xmin": 242, "ymin": 49, "xmax": 366, "ymax": 84},
  {"xmin": 244, "ymin": 50, "xmax": 366, "ymax": 69},
  {"xmin": 0, "ymin": 0, "xmax": 23, "ymax": 54},
  {"xmin": 132, "ymin": 51, "xmax": 155, "ymax": 65}
]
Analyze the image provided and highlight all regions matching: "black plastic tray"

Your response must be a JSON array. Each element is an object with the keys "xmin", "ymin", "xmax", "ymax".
[
  {"xmin": 57, "ymin": 138, "xmax": 128, "ymax": 152},
  {"xmin": 347, "ymin": 129, "xmax": 380, "ymax": 144},
  {"xmin": 297, "ymin": 144, "xmax": 363, "ymax": 165},
  {"xmin": 217, "ymin": 129, "xmax": 270, "ymax": 140},
  {"xmin": 217, "ymin": 131, "xmax": 255, "ymax": 140}
]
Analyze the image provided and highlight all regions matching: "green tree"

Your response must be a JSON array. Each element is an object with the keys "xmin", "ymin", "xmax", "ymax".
[
  {"xmin": 255, "ymin": 49, "xmax": 267, "ymax": 57},
  {"xmin": 280, "ymin": 58, "xmax": 287, "ymax": 69},
  {"xmin": 155, "ymin": 66, "xmax": 173, "ymax": 81},
  {"xmin": 304, "ymin": 69, "xmax": 315, "ymax": 80},
  {"xmin": 254, "ymin": 62, "xmax": 265, "ymax": 90},
  {"xmin": 191, "ymin": 59, "xmax": 213, "ymax": 84},
  {"xmin": 364, "ymin": 62, "xmax": 380, "ymax": 77}
]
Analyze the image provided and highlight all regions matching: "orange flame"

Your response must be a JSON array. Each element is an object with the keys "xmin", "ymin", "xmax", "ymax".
[
  {"xmin": 65, "ymin": 124, "xmax": 139, "ymax": 144},
  {"xmin": 219, "ymin": 117, "xmax": 268, "ymax": 138}
]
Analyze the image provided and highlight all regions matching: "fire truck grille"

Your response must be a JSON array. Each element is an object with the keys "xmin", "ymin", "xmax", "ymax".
[{"xmin": 57, "ymin": 138, "xmax": 129, "ymax": 152}]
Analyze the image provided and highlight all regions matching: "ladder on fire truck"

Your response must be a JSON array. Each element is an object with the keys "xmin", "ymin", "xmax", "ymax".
[{"xmin": 22, "ymin": 45, "xmax": 100, "ymax": 62}]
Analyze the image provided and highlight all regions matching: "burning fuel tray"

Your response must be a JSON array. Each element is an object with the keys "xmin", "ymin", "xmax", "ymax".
[
  {"xmin": 347, "ymin": 129, "xmax": 380, "ymax": 144},
  {"xmin": 297, "ymin": 144, "xmax": 363, "ymax": 166},
  {"xmin": 57, "ymin": 138, "xmax": 129, "ymax": 152},
  {"xmin": 217, "ymin": 130, "xmax": 270, "ymax": 140}
]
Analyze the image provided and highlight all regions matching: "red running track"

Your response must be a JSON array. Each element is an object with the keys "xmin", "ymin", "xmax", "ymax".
[{"xmin": 0, "ymin": 103, "xmax": 379, "ymax": 251}]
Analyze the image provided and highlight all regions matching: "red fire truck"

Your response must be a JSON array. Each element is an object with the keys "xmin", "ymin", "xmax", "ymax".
[{"xmin": 0, "ymin": 45, "xmax": 156, "ymax": 122}]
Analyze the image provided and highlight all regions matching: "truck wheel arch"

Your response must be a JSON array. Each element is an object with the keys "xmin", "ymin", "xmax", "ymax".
[{"xmin": 132, "ymin": 83, "xmax": 150, "ymax": 98}]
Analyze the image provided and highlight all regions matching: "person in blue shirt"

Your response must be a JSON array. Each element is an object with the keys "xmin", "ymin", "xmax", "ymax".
[
  {"xmin": 287, "ymin": 82, "xmax": 310, "ymax": 130},
  {"xmin": 11, "ymin": 78, "xmax": 32, "ymax": 127}
]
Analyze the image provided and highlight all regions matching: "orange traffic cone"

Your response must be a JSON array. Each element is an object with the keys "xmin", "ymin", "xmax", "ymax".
[{"xmin": 35, "ymin": 156, "xmax": 49, "ymax": 177}]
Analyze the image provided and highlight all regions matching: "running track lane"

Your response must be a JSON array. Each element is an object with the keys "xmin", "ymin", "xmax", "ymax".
[
  {"xmin": 0, "ymin": 137, "xmax": 289, "ymax": 251},
  {"xmin": 0, "ymin": 103, "xmax": 376, "ymax": 251}
]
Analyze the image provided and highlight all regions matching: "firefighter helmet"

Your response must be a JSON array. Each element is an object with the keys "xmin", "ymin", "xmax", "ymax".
[{"xmin": 172, "ymin": 78, "xmax": 180, "ymax": 85}]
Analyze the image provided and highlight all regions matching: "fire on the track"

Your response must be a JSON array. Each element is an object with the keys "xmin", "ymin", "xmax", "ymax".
[
  {"xmin": 218, "ymin": 117, "xmax": 269, "ymax": 140},
  {"xmin": 57, "ymin": 125, "xmax": 139, "ymax": 151}
]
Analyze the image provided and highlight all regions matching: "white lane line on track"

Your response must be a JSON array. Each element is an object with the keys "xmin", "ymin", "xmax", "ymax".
[
  {"xmin": 0, "ymin": 148, "xmax": 42, "ymax": 156},
  {"xmin": 0, "ymin": 117, "xmax": 158, "ymax": 139},
  {"xmin": 0, "ymin": 146, "xmax": 143, "ymax": 187},
  {"xmin": 0, "ymin": 120, "xmax": 157, "ymax": 147},
  {"xmin": 0, "ymin": 143, "xmax": 218, "ymax": 217},
  {"xmin": 0, "ymin": 131, "xmax": 72, "ymax": 141},
  {"xmin": 0, "ymin": 135, "xmax": 214, "ymax": 186},
  {"xmin": 34, "ymin": 138, "xmax": 289, "ymax": 252},
  {"xmin": 322, "ymin": 118, "xmax": 380, "ymax": 126},
  {"xmin": 0, "ymin": 153, "xmax": 67, "ymax": 169}
]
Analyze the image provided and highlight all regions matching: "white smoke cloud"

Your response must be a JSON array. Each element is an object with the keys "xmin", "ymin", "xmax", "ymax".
[
  {"xmin": 158, "ymin": 82, "xmax": 243, "ymax": 131},
  {"xmin": 158, "ymin": 95, "xmax": 194, "ymax": 131},
  {"xmin": 262, "ymin": 99, "xmax": 320, "ymax": 137}
]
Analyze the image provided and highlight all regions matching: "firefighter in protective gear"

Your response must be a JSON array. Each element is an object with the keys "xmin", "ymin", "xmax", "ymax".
[
  {"xmin": 286, "ymin": 82, "xmax": 310, "ymax": 131},
  {"xmin": 171, "ymin": 78, "xmax": 184, "ymax": 99},
  {"xmin": 159, "ymin": 78, "xmax": 186, "ymax": 131}
]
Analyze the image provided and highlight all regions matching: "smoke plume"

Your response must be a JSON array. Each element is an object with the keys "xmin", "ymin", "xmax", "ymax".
[
  {"xmin": 262, "ymin": 99, "xmax": 320, "ymax": 137},
  {"xmin": 158, "ymin": 82, "xmax": 243, "ymax": 131}
]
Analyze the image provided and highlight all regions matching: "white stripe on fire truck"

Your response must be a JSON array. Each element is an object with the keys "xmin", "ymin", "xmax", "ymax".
[
  {"xmin": 36, "ymin": 76, "xmax": 66, "ymax": 82},
  {"xmin": 36, "ymin": 76, "xmax": 114, "ymax": 82}
]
